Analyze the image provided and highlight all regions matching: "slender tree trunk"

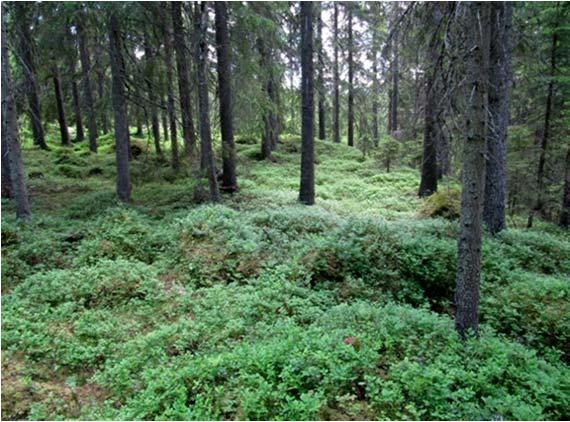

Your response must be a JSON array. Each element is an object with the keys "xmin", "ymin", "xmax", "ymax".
[
  {"xmin": 53, "ymin": 67, "xmax": 71, "ymax": 146},
  {"xmin": 372, "ymin": 48, "xmax": 379, "ymax": 147},
  {"xmin": 143, "ymin": 34, "xmax": 162, "ymax": 156},
  {"xmin": 258, "ymin": 37, "xmax": 279, "ymax": 159},
  {"xmin": 94, "ymin": 43, "xmax": 109, "ymax": 135},
  {"xmin": 347, "ymin": 5, "xmax": 354, "ymax": 147},
  {"xmin": 390, "ymin": 33, "xmax": 399, "ymax": 133},
  {"xmin": 172, "ymin": 1, "xmax": 197, "ymax": 159},
  {"xmin": 528, "ymin": 31, "xmax": 558, "ymax": 228},
  {"xmin": 215, "ymin": 1, "xmax": 238, "ymax": 193},
  {"xmin": 161, "ymin": 97, "xmax": 169, "ymax": 144},
  {"xmin": 71, "ymin": 79, "xmax": 85, "ymax": 142},
  {"xmin": 299, "ymin": 1, "xmax": 315, "ymax": 205},
  {"xmin": 333, "ymin": 2, "xmax": 340, "ymax": 144},
  {"xmin": 1, "ymin": 114, "xmax": 12, "ymax": 198},
  {"xmin": 560, "ymin": 148, "xmax": 570, "ymax": 228},
  {"xmin": 163, "ymin": 8, "xmax": 180, "ymax": 171},
  {"xmin": 195, "ymin": 2, "xmax": 220, "ymax": 202},
  {"xmin": 484, "ymin": 3, "xmax": 511, "ymax": 234},
  {"xmin": 108, "ymin": 11, "xmax": 131, "ymax": 202},
  {"xmin": 455, "ymin": 2, "xmax": 491, "ymax": 338},
  {"xmin": 418, "ymin": 3, "xmax": 441, "ymax": 197},
  {"xmin": 14, "ymin": 3, "xmax": 47, "ymax": 150},
  {"xmin": 2, "ymin": 15, "xmax": 31, "ymax": 221},
  {"xmin": 77, "ymin": 12, "xmax": 98, "ymax": 152},
  {"xmin": 317, "ymin": 2, "xmax": 325, "ymax": 141}
]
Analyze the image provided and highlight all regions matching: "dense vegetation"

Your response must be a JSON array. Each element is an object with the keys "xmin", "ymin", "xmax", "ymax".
[
  {"xmin": 2, "ymin": 128, "xmax": 569, "ymax": 420},
  {"xmin": 2, "ymin": 1, "xmax": 569, "ymax": 421}
]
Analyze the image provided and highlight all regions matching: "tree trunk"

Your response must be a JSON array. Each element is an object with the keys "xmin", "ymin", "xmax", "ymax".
[
  {"xmin": 215, "ymin": 1, "xmax": 238, "ymax": 193},
  {"xmin": 2, "ymin": 14, "xmax": 31, "ymax": 221},
  {"xmin": 347, "ymin": 5, "xmax": 354, "ymax": 147},
  {"xmin": 560, "ymin": 148, "xmax": 570, "ymax": 228},
  {"xmin": 108, "ymin": 11, "xmax": 131, "ymax": 202},
  {"xmin": 1, "ymin": 115, "xmax": 12, "ymax": 198},
  {"xmin": 94, "ymin": 42, "xmax": 109, "ymax": 135},
  {"xmin": 258, "ymin": 37, "xmax": 279, "ymax": 160},
  {"xmin": 299, "ymin": 1, "xmax": 315, "ymax": 205},
  {"xmin": 418, "ymin": 3, "xmax": 441, "ymax": 198},
  {"xmin": 161, "ymin": 97, "xmax": 169, "ymax": 145},
  {"xmin": 53, "ymin": 67, "xmax": 71, "ymax": 146},
  {"xmin": 372, "ymin": 47, "xmax": 379, "ymax": 148},
  {"xmin": 528, "ymin": 31, "xmax": 558, "ymax": 228},
  {"xmin": 14, "ymin": 3, "xmax": 47, "ymax": 150},
  {"xmin": 143, "ymin": 34, "xmax": 162, "ymax": 156},
  {"xmin": 172, "ymin": 1, "xmax": 197, "ymax": 159},
  {"xmin": 333, "ymin": 2, "xmax": 340, "ymax": 144},
  {"xmin": 317, "ymin": 2, "xmax": 325, "ymax": 141},
  {"xmin": 455, "ymin": 2, "xmax": 491, "ymax": 339},
  {"xmin": 77, "ymin": 12, "xmax": 98, "ymax": 152},
  {"xmin": 195, "ymin": 2, "xmax": 220, "ymax": 202},
  {"xmin": 71, "ymin": 79, "xmax": 85, "ymax": 142},
  {"xmin": 390, "ymin": 33, "xmax": 399, "ymax": 133},
  {"xmin": 163, "ymin": 7, "xmax": 180, "ymax": 171},
  {"xmin": 483, "ymin": 3, "xmax": 511, "ymax": 235}
]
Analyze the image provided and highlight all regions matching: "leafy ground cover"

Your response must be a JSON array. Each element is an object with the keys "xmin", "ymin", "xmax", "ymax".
[{"xmin": 2, "ymin": 129, "xmax": 569, "ymax": 420}]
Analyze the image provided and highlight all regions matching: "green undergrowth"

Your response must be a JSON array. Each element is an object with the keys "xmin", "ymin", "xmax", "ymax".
[{"xmin": 2, "ymin": 128, "xmax": 569, "ymax": 420}]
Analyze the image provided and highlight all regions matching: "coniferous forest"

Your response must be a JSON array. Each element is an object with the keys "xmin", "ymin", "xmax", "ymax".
[{"xmin": 1, "ymin": 1, "xmax": 569, "ymax": 420}]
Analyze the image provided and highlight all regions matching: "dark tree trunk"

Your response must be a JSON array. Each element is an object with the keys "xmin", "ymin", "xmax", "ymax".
[
  {"xmin": 14, "ymin": 3, "xmax": 47, "ymax": 150},
  {"xmin": 455, "ymin": 2, "xmax": 491, "ymax": 339},
  {"xmin": 77, "ymin": 12, "xmax": 98, "ymax": 152},
  {"xmin": 164, "ymin": 7, "xmax": 180, "ymax": 171},
  {"xmin": 390, "ymin": 34, "xmax": 399, "ymax": 133},
  {"xmin": 333, "ymin": 2, "xmax": 340, "ymax": 144},
  {"xmin": 484, "ymin": 3, "xmax": 511, "ymax": 235},
  {"xmin": 161, "ymin": 97, "xmax": 169, "ymax": 144},
  {"xmin": 560, "ymin": 148, "xmax": 570, "ymax": 228},
  {"xmin": 53, "ymin": 67, "xmax": 71, "ymax": 146},
  {"xmin": 317, "ymin": 2, "xmax": 325, "ymax": 141},
  {"xmin": 215, "ymin": 1, "xmax": 238, "ymax": 193},
  {"xmin": 299, "ymin": 1, "xmax": 315, "ymax": 205},
  {"xmin": 436, "ymin": 121, "xmax": 450, "ymax": 177},
  {"xmin": 195, "ymin": 2, "xmax": 220, "ymax": 202},
  {"xmin": 372, "ymin": 48, "xmax": 379, "ymax": 148},
  {"xmin": 94, "ymin": 43, "xmax": 109, "ymax": 135},
  {"xmin": 347, "ymin": 5, "xmax": 354, "ymax": 147},
  {"xmin": 1, "ymin": 115, "xmax": 12, "ymax": 198},
  {"xmin": 418, "ymin": 3, "xmax": 441, "ymax": 198},
  {"xmin": 143, "ymin": 34, "xmax": 162, "ymax": 156},
  {"xmin": 528, "ymin": 31, "xmax": 558, "ymax": 228},
  {"xmin": 172, "ymin": 1, "xmax": 197, "ymax": 159},
  {"xmin": 71, "ymin": 79, "xmax": 85, "ymax": 142},
  {"xmin": 2, "ymin": 15, "xmax": 31, "ymax": 221},
  {"xmin": 108, "ymin": 11, "xmax": 131, "ymax": 202},
  {"xmin": 257, "ymin": 37, "xmax": 279, "ymax": 160}
]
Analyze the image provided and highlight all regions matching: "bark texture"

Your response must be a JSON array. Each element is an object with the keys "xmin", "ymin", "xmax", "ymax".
[
  {"xmin": 172, "ymin": 1, "xmax": 197, "ymax": 159},
  {"xmin": 77, "ymin": 11, "xmax": 98, "ymax": 152},
  {"xmin": 347, "ymin": 5, "xmax": 354, "ymax": 147},
  {"xmin": 2, "ymin": 16, "xmax": 31, "ymax": 221},
  {"xmin": 483, "ymin": 2, "xmax": 511, "ymax": 234},
  {"xmin": 71, "ymin": 79, "xmax": 85, "ymax": 142},
  {"xmin": 299, "ymin": 1, "xmax": 315, "ymax": 205},
  {"xmin": 53, "ymin": 68, "xmax": 71, "ymax": 146},
  {"xmin": 455, "ymin": 2, "xmax": 491, "ymax": 338},
  {"xmin": 215, "ymin": 2, "xmax": 238, "ymax": 193},
  {"xmin": 333, "ymin": 3, "xmax": 340, "ymax": 144},
  {"xmin": 163, "ymin": 8, "xmax": 180, "ymax": 171},
  {"xmin": 317, "ymin": 3, "xmax": 325, "ymax": 141},
  {"xmin": 196, "ymin": 2, "xmax": 220, "ymax": 202},
  {"xmin": 108, "ymin": 11, "xmax": 131, "ymax": 202}
]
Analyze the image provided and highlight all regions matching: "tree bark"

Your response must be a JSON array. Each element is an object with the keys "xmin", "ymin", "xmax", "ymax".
[
  {"xmin": 195, "ymin": 2, "xmax": 220, "ymax": 202},
  {"xmin": 418, "ymin": 3, "xmax": 441, "ymax": 197},
  {"xmin": 77, "ymin": 11, "xmax": 98, "ymax": 152},
  {"xmin": 215, "ymin": 1, "xmax": 238, "ymax": 193},
  {"xmin": 347, "ymin": 4, "xmax": 354, "ymax": 147},
  {"xmin": 527, "ymin": 31, "xmax": 558, "ymax": 228},
  {"xmin": 299, "ymin": 1, "xmax": 315, "ymax": 205},
  {"xmin": 161, "ymin": 97, "xmax": 169, "ymax": 145},
  {"xmin": 163, "ymin": 7, "xmax": 180, "ymax": 171},
  {"xmin": 53, "ymin": 67, "xmax": 71, "ymax": 146},
  {"xmin": 14, "ymin": 3, "xmax": 47, "ymax": 150},
  {"xmin": 483, "ymin": 3, "xmax": 511, "ymax": 234},
  {"xmin": 389, "ymin": 24, "xmax": 399, "ymax": 133},
  {"xmin": 108, "ymin": 11, "xmax": 131, "ymax": 202},
  {"xmin": 257, "ymin": 37, "xmax": 279, "ymax": 160},
  {"xmin": 143, "ymin": 33, "xmax": 162, "ymax": 156},
  {"xmin": 172, "ymin": 1, "xmax": 197, "ymax": 159},
  {"xmin": 560, "ymin": 147, "xmax": 570, "ymax": 228},
  {"xmin": 71, "ymin": 79, "xmax": 85, "ymax": 142},
  {"xmin": 317, "ymin": 2, "xmax": 325, "ymax": 141},
  {"xmin": 372, "ymin": 43, "xmax": 379, "ymax": 147},
  {"xmin": 333, "ymin": 2, "xmax": 340, "ymax": 144},
  {"xmin": 2, "ymin": 14, "xmax": 31, "ymax": 221},
  {"xmin": 455, "ymin": 2, "xmax": 491, "ymax": 339}
]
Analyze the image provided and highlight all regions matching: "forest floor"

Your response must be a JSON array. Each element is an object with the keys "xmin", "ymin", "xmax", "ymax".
[{"xmin": 2, "ymin": 128, "xmax": 569, "ymax": 420}]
